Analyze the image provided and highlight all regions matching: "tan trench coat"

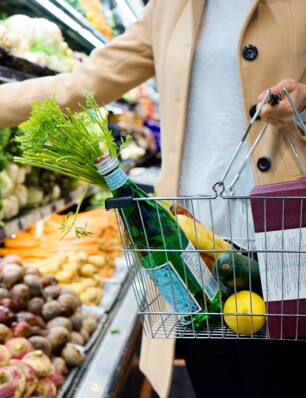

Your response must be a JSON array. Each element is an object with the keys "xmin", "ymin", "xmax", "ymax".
[{"xmin": 0, "ymin": 0, "xmax": 305, "ymax": 396}]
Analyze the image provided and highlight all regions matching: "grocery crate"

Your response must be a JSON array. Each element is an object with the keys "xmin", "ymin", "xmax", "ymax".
[{"xmin": 107, "ymin": 88, "xmax": 306, "ymax": 341}]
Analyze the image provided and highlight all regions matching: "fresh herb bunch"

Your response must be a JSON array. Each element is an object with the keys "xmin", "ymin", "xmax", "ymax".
[
  {"xmin": 14, "ymin": 94, "xmax": 131, "ymax": 239},
  {"xmin": 14, "ymin": 94, "xmax": 131, "ymax": 189}
]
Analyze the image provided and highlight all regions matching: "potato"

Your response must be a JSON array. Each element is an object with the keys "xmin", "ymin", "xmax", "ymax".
[
  {"xmin": 80, "ymin": 264, "xmax": 96, "ymax": 278},
  {"xmin": 42, "ymin": 301, "xmax": 61, "ymax": 321},
  {"xmin": 57, "ymin": 294, "xmax": 78, "ymax": 316},
  {"xmin": 76, "ymin": 251, "xmax": 88, "ymax": 263},
  {"xmin": 55, "ymin": 270, "xmax": 73, "ymax": 284},
  {"xmin": 46, "ymin": 317, "xmax": 72, "ymax": 332},
  {"xmin": 47, "ymin": 326, "xmax": 69, "ymax": 353},
  {"xmin": 87, "ymin": 255, "xmax": 105, "ymax": 268},
  {"xmin": 61, "ymin": 344, "xmax": 84, "ymax": 367}
]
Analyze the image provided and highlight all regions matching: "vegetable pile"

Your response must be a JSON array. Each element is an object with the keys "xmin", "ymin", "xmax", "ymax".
[
  {"xmin": 0, "ymin": 254, "xmax": 99, "ymax": 397},
  {"xmin": 0, "ymin": 209, "xmax": 122, "ymax": 305},
  {"xmin": 0, "ymin": 14, "xmax": 87, "ymax": 72},
  {"xmin": 0, "ymin": 127, "xmax": 79, "ymax": 223}
]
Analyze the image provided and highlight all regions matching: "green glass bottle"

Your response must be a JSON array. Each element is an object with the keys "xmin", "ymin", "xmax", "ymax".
[{"xmin": 95, "ymin": 154, "xmax": 220, "ymax": 327}]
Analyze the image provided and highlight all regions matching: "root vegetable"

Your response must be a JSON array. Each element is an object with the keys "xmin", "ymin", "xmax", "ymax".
[
  {"xmin": 11, "ymin": 322, "xmax": 31, "ymax": 338},
  {"xmin": 69, "ymin": 313, "xmax": 82, "ymax": 332},
  {"xmin": 61, "ymin": 344, "xmax": 84, "ymax": 367},
  {"xmin": 0, "ymin": 299, "xmax": 19, "ymax": 312},
  {"xmin": 43, "ymin": 286, "xmax": 61, "ymax": 300},
  {"xmin": 76, "ymin": 251, "xmax": 88, "ymax": 262},
  {"xmin": 80, "ymin": 264, "xmax": 96, "ymax": 277},
  {"xmin": 10, "ymin": 285, "xmax": 30, "ymax": 308},
  {"xmin": 0, "ymin": 365, "xmax": 26, "ymax": 398},
  {"xmin": 60, "ymin": 289, "xmax": 82, "ymax": 307},
  {"xmin": 31, "ymin": 377, "xmax": 56, "ymax": 398},
  {"xmin": 23, "ymin": 275, "xmax": 43, "ymax": 298},
  {"xmin": 1, "ymin": 255, "xmax": 23, "ymax": 266},
  {"xmin": 22, "ymin": 351, "xmax": 53, "ymax": 377},
  {"xmin": 57, "ymin": 294, "xmax": 78, "ymax": 316},
  {"xmin": 0, "ymin": 324, "xmax": 13, "ymax": 343},
  {"xmin": 5, "ymin": 337, "xmax": 33, "ymax": 359},
  {"xmin": 9, "ymin": 359, "xmax": 38, "ymax": 398},
  {"xmin": 0, "ymin": 344, "xmax": 11, "ymax": 366},
  {"xmin": 82, "ymin": 318, "xmax": 98, "ymax": 335},
  {"xmin": 28, "ymin": 326, "xmax": 48, "ymax": 338},
  {"xmin": 0, "ymin": 305, "xmax": 13, "ymax": 324},
  {"xmin": 28, "ymin": 337, "xmax": 51, "ymax": 357},
  {"xmin": 16, "ymin": 312, "xmax": 45, "ymax": 329},
  {"xmin": 27, "ymin": 298, "xmax": 44, "ymax": 316},
  {"xmin": 80, "ymin": 329, "xmax": 89, "ymax": 343},
  {"xmin": 46, "ymin": 317, "xmax": 72, "ymax": 332},
  {"xmin": 24, "ymin": 266, "xmax": 42, "ymax": 277},
  {"xmin": 0, "ymin": 264, "xmax": 24, "ymax": 288},
  {"xmin": 47, "ymin": 326, "xmax": 69, "ymax": 353},
  {"xmin": 40, "ymin": 275, "xmax": 57, "ymax": 287},
  {"xmin": 88, "ymin": 255, "xmax": 105, "ymax": 268},
  {"xmin": 41, "ymin": 301, "xmax": 61, "ymax": 321},
  {"xmin": 51, "ymin": 357, "xmax": 68, "ymax": 376},
  {"xmin": 46, "ymin": 366, "xmax": 62, "ymax": 389},
  {"xmin": 0, "ymin": 288, "xmax": 10, "ymax": 301},
  {"xmin": 70, "ymin": 331, "xmax": 85, "ymax": 346}
]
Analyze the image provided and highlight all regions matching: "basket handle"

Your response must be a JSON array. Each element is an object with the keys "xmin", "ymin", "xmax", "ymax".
[{"xmin": 212, "ymin": 88, "xmax": 306, "ymax": 197}]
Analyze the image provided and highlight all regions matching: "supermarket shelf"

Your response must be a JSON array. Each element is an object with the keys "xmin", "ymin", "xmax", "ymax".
[
  {"xmin": 0, "ymin": 185, "xmax": 99, "ymax": 242},
  {"xmin": 0, "ymin": 65, "xmax": 37, "ymax": 83},
  {"xmin": 1, "ymin": 0, "xmax": 105, "ymax": 53}
]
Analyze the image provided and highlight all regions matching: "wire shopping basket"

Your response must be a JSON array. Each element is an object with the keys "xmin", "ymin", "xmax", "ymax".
[{"xmin": 106, "ymin": 88, "xmax": 306, "ymax": 341}]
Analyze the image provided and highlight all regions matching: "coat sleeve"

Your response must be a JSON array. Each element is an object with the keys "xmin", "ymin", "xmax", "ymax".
[{"xmin": 0, "ymin": 1, "xmax": 156, "ymax": 128}]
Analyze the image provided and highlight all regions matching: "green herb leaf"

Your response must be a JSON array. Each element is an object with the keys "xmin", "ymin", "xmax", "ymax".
[{"xmin": 14, "ymin": 94, "xmax": 129, "ymax": 189}]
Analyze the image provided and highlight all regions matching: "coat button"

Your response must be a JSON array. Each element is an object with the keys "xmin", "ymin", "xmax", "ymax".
[
  {"xmin": 257, "ymin": 156, "xmax": 271, "ymax": 171},
  {"xmin": 242, "ymin": 44, "xmax": 258, "ymax": 61},
  {"xmin": 249, "ymin": 105, "xmax": 261, "ymax": 120}
]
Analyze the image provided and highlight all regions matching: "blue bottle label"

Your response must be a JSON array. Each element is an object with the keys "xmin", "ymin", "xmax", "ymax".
[
  {"xmin": 104, "ymin": 168, "xmax": 127, "ymax": 190},
  {"xmin": 145, "ymin": 262, "xmax": 202, "ymax": 313}
]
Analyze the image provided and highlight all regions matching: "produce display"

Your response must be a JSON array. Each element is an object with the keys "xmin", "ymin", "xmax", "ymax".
[
  {"xmin": 0, "ymin": 131, "xmax": 79, "ymax": 224},
  {"xmin": 0, "ymin": 209, "xmax": 122, "ymax": 305},
  {"xmin": 0, "ymin": 14, "xmax": 87, "ymax": 72},
  {"xmin": 0, "ymin": 254, "xmax": 100, "ymax": 397},
  {"xmin": 66, "ymin": 0, "xmax": 115, "ymax": 40}
]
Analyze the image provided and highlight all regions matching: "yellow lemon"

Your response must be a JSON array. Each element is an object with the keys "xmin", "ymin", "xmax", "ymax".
[{"xmin": 224, "ymin": 291, "xmax": 266, "ymax": 335}]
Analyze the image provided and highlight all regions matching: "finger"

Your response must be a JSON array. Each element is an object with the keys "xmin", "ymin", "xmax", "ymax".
[
  {"xmin": 257, "ymin": 79, "xmax": 297, "ymax": 101},
  {"xmin": 260, "ymin": 101, "xmax": 294, "ymax": 118}
]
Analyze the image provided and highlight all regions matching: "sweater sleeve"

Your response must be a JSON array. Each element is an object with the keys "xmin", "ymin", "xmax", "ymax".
[{"xmin": 0, "ymin": 1, "xmax": 156, "ymax": 128}]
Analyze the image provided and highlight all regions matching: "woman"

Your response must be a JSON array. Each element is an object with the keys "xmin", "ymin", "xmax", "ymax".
[{"xmin": 0, "ymin": 1, "xmax": 305, "ymax": 396}]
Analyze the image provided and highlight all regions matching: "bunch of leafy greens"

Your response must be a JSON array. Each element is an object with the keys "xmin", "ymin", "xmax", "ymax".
[{"xmin": 14, "ymin": 94, "xmax": 131, "ymax": 238}]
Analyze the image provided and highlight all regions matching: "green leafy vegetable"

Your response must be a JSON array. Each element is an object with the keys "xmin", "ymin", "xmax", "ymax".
[
  {"xmin": 14, "ymin": 94, "xmax": 131, "ymax": 239},
  {"xmin": 14, "ymin": 94, "xmax": 131, "ymax": 189}
]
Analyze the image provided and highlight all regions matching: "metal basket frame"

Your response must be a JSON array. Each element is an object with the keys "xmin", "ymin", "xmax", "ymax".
[{"xmin": 108, "ymin": 88, "xmax": 306, "ymax": 341}]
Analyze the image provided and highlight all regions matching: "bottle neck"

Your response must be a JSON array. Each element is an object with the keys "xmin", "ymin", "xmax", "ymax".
[{"xmin": 94, "ymin": 154, "xmax": 131, "ymax": 194}]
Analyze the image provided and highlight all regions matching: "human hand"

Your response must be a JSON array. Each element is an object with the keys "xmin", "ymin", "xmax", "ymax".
[{"xmin": 257, "ymin": 79, "xmax": 306, "ymax": 127}]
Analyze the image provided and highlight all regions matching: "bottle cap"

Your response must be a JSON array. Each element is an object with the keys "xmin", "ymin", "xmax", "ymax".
[{"xmin": 94, "ymin": 153, "xmax": 118, "ymax": 175}]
